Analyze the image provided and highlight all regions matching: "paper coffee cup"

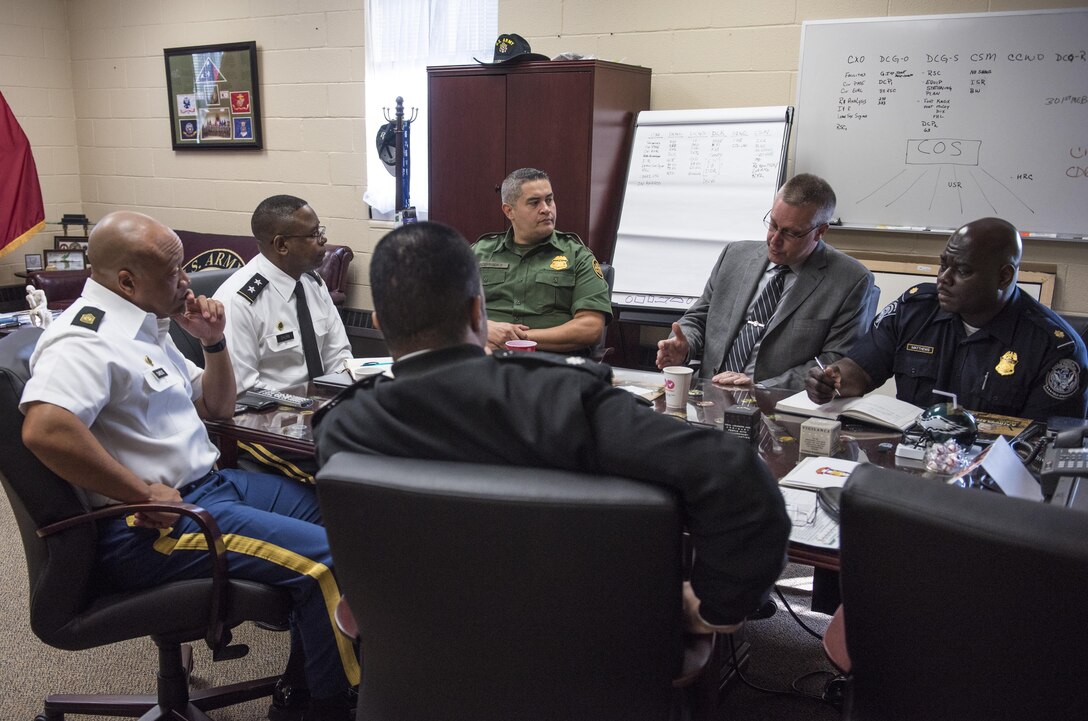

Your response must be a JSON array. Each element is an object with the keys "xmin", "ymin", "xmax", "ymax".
[
  {"xmin": 662, "ymin": 366, "xmax": 694, "ymax": 408},
  {"xmin": 505, "ymin": 339, "xmax": 537, "ymax": 352}
]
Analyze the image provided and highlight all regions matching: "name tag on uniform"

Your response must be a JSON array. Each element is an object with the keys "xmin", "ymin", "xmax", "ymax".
[
  {"xmin": 906, "ymin": 343, "xmax": 934, "ymax": 354},
  {"xmin": 144, "ymin": 366, "xmax": 179, "ymax": 392},
  {"xmin": 267, "ymin": 329, "xmax": 300, "ymax": 352}
]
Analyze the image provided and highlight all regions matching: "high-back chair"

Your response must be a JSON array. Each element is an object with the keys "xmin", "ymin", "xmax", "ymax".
[
  {"xmin": 838, "ymin": 464, "xmax": 1088, "ymax": 721},
  {"xmin": 168, "ymin": 267, "xmax": 238, "ymax": 367},
  {"xmin": 590, "ymin": 260, "xmax": 616, "ymax": 362},
  {"xmin": 318, "ymin": 453, "xmax": 707, "ymax": 721},
  {"xmin": 0, "ymin": 326, "xmax": 293, "ymax": 720}
]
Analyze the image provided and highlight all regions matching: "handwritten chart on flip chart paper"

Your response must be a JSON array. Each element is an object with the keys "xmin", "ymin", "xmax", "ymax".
[
  {"xmin": 611, "ymin": 107, "xmax": 792, "ymax": 311},
  {"xmin": 795, "ymin": 9, "xmax": 1088, "ymax": 239}
]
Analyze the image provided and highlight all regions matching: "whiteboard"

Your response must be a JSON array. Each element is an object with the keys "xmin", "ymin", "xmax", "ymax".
[
  {"xmin": 795, "ymin": 9, "xmax": 1088, "ymax": 239},
  {"xmin": 611, "ymin": 107, "xmax": 792, "ymax": 311}
]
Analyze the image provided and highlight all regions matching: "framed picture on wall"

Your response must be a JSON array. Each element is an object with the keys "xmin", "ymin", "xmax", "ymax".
[
  {"xmin": 164, "ymin": 41, "xmax": 262, "ymax": 150},
  {"xmin": 25, "ymin": 254, "xmax": 43, "ymax": 272},
  {"xmin": 43, "ymin": 249, "xmax": 87, "ymax": 272},
  {"xmin": 54, "ymin": 236, "xmax": 89, "ymax": 251}
]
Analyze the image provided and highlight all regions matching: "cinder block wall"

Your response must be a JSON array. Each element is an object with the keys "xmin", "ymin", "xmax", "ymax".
[{"xmin": 1, "ymin": 0, "xmax": 1085, "ymax": 312}]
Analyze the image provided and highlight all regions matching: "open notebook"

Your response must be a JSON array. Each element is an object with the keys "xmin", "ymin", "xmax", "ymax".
[
  {"xmin": 313, "ymin": 357, "xmax": 394, "ymax": 389},
  {"xmin": 775, "ymin": 390, "xmax": 922, "ymax": 432}
]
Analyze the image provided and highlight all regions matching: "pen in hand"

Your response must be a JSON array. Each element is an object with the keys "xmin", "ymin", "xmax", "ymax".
[{"xmin": 813, "ymin": 357, "xmax": 840, "ymax": 398}]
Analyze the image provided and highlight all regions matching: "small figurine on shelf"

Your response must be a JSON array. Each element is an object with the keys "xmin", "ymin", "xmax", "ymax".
[{"xmin": 26, "ymin": 285, "xmax": 51, "ymax": 328}]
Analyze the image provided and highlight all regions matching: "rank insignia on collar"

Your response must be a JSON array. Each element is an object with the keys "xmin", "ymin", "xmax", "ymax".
[
  {"xmin": 908, "ymin": 286, "xmax": 918, "ymax": 294},
  {"xmin": 995, "ymin": 351, "xmax": 1018, "ymax": 376},
  {"xmin": 72, "ymin": 306, "xmax": 103, "ymax": 331},
  {"xmin": 565, "ymin": 356, "xmax": 586, "ymax": 365},
  {"xmin": 550, "ymin": 255, "xmax": 569, "ymax": 271},
  {"xmin": 236, "ymin": 273, "xmax": 269, "ymax": 304},
  {"xmin": 1055, "ymin": 329, "xmax": 1066, "ymax": 339}
]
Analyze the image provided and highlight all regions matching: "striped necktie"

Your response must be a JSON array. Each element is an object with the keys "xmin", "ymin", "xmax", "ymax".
[{"xmin": 721, "ymin": 265, "xmax": 790, "ymax": 374}]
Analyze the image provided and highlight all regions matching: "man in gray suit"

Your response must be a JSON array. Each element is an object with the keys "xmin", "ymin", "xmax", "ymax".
[{"xmin": 656, "ymin": 174, "xmax": 876, "ymax": 390}]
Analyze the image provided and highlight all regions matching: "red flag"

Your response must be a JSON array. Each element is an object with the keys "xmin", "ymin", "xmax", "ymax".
[{"xmin": 0, "ymin": 90, "xmax": 45, "ymax": 257}]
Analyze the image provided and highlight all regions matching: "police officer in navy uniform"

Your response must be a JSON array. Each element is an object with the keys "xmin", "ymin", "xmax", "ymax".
[
  {"xmin": 807, "ymin": 217, "xmax": 1088, "ymax": 421},
  {"xmin": 472, "ymin": 168, "xmax": 612, "ymax": 354},
  {"xmin": 314, "ymin": 221, "xmax": 790, "ymax": 631}
]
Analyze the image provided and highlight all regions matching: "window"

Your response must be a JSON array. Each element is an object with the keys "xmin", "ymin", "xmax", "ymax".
[{"xmin": 363, "ymin": 0, "xmax": 497, "ymax": 218}]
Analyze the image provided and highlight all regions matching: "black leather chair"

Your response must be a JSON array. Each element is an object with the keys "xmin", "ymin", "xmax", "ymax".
[
  {"xmin": 317, "ymin": 453, "xmax": 715, "ymax": 721},
  {"xmin": 0, "ymin": 327, "xmax": 293, "ymax": 721},
  {"xmin": 169, "ymin": 268, "xmax": 238, "ymax": 368},
  {"xmin": 590, "ymin": 260, "xmax": 615, "ymax": 362},
  {"xmin": 838, "ymin": 464, "xmax": 1088, "ymax": 721}
]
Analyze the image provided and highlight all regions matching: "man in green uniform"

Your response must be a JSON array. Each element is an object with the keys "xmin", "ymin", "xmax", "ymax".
[{"xmin": 472, "ymin": 168, "xmax": 611, "ymax": 353}]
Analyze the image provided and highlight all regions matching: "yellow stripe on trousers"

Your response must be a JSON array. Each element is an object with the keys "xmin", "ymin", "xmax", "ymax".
[
  {"xmin": 153, "ymin": 531, "xmax": 360, "ymax": 686},
  {"xmin": 239, "ymin": 441, "xmax": 315, "ymax": 484}
]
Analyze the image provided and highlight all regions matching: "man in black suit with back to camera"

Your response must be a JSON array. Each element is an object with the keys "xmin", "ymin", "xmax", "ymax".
[{"xmin": 314, "ymin": 221, "xmax": 790, "ymax": 632}]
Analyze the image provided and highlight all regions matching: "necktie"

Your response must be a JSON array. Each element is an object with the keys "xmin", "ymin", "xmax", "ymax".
[
  {"xmin": 294, "ymin": 280, "xmax": 324, "ymax": 380},
  {"xmin": 721, "ymin": 265, "xmax": 790, "ymax": 373}
]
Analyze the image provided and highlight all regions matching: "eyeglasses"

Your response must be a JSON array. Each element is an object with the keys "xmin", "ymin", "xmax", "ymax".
[
  {"xmin": 763, "ymin": 211, "xmax": 822, "ymax": 241},
  {"xmin": 281, "ymin": 225, "xmax": 326, "ymax": 240}
]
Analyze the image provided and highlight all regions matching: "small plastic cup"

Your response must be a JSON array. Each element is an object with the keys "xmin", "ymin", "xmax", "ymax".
[{"xmin": 662, "ymin": 366, "xmax": 694, "ymax": 409}]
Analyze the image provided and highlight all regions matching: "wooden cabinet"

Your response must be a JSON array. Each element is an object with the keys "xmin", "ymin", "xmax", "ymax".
[{"xmin": 427, "ymin": 60, "xmax": 651, "ymax": 261}]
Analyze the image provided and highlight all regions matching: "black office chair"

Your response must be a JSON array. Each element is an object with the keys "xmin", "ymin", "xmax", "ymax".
[
  {"xmin": 0, "ymin": 327, "xmax": 293, "ymax": 721},
  {"xmin": 837, "ymin": 464, "xmax": 1088, "ymax": 721},
  {"xmin": 590, "ymin": 260, "xmax": 615, "ymax": 362},
  {"xmin": 169, "ymin": 268, "xmax": 237, "ymax": 367},
  {"xmin": 317, "ymin": 453, "xmax": 716, "ymax": 721}
]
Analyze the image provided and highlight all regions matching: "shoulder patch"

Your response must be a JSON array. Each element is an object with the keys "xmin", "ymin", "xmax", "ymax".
[
  {"xmin": 872, "ymin": 299, "xmax": 898, "ymax": 328},
  {"xmin": 306, "ymin": 270, "xmax": 324, "ymax": 286},
  {"xmin": 236, "ymin": 273, "xmax": 270, "ymax": 304},
  {"xmin": 72, "ymin": 306, "xmax": 104, "ymax": 331},
  {"xmin": 1044, "ymin": 358, "xmax": 1080, "ymax": 400},
  {"xmin": 592, "ymin": 259, "xmax": 604, "ymax": 279},
  {"xmin": 899, "ymin": 282, "xmax": 938, "ymax": 303}
]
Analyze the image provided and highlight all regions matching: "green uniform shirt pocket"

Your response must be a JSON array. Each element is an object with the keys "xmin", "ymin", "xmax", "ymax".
[
  {"xmin": 534, "ymin": 269, "xmax": 576, "ymax": 314},
  {"xmin": 480, "ymin": 265, "xmax": 508, "ymax": 286}
]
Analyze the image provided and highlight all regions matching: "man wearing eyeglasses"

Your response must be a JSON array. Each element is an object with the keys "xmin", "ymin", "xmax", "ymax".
[
  {"xmin": 656, "ymin": 173, "xmax": 877, "ymax": 389},
  {"xmin": 214, "ymin": 196, "xmax": 352, "ymax": 489},
  {"xmin": 216, "ymin": 195, "xmax": 351, "ymax": 395}
]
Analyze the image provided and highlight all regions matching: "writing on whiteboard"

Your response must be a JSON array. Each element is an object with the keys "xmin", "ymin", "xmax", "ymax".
[
  {"xmin": 613, "ymin": 293, "xmax": 698, "ymax": 307},
  {"xmin": 633, "ymin": 126, "xmax": 780, "ymax": 186},
  {"xmin": 796, "ymin": 10, "xmax": 1088, "ymax": 235}
]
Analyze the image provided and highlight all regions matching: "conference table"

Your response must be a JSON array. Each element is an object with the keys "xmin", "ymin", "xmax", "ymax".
[
  {"xmin": 204, "ymin": 366, "xmax": 917, "ymax": 581},
  {"xmin": 201, "ymin": 365, "xmax": 935, "ymax": 698}
]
